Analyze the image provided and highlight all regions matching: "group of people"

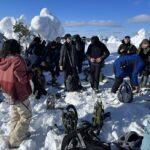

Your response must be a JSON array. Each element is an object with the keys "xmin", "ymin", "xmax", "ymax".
[
  {"xmin": 112, "ymin": 36, "xmax": 150, "ymax": 94},
  {"xmin": 0, "ymin": 33, "xmax": 150, "ymax": 148}
]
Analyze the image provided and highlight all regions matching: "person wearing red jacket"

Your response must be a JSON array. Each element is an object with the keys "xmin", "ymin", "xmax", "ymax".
[{"xmin": 0, "ymin": 39, "xmax": 32, "ymax": 148}]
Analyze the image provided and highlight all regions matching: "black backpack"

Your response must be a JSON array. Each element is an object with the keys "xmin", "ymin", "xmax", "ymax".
[
  {"xmin": 61, "ymin": 121, "xmax": 110, "ymax": 150},
  {"xmin": 118, "ymin": 82, "xmax": 133, "ymax": 103},
  {"xmin": 66, "ymin": 75, "xmax": 79, "ymax": 92}
]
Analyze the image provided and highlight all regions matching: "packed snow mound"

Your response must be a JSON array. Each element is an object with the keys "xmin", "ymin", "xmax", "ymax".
[
  {"xmin": 131, "ymin": 28, "xmax": 148, "ymax": 47},
  {"xmin": 107, "ymin": 36, "xmax": 119, "ymax": 44},
  {"xmin": 0, "ymin": 17, "xmax": 17, "ymax": 39},
  {"xmin": 0, "ymin": 8, "xmax": 64, "ymax": 42},
  {"xmin": 31, "ymin": 8, "xmax": 64, "ymax": 41},
  {"xmin": 106, "ymin": 36, "xmax": 121, "ymax": 53}
]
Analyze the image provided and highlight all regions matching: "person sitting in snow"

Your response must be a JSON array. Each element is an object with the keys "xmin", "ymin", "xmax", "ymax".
[
  {"xmin": 86, "ymin": 36, "xmax": 110, "ymax": 92},
  {"xmin": 118, "ymin": 36, "xmax": 137, "ymax": 56},
  {"xmin": 0, "ymin": 39, "xmax": 32, "ymax": 148},
  {"xmin": 111, "ymin": 54, "xmax": 145, "ymax": 93},
  {"xmin": 137, "ymin": 39, "xmax": 150, "ymax": 88}
]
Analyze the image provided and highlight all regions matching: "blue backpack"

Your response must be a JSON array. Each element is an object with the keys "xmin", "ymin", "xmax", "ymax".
[{"xmin": 118, "ymin": 82, "xmax": 133, "ymax": 103}]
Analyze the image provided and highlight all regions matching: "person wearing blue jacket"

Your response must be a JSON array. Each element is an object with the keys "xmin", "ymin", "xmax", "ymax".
[{"xmin": 111, "ymin": 54, "xmax": 145, "ymax": 93}]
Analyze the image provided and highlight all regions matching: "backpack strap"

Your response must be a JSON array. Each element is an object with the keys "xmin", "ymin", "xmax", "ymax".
[{"xmin": 77, "ymin": 133, "xmax": 86, "ymax": 148}]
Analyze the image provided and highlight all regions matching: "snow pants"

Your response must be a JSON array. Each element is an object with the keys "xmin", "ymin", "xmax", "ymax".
[{"xmin": 9, "ymin": 99, "xmax": 32, "ymax": 147}]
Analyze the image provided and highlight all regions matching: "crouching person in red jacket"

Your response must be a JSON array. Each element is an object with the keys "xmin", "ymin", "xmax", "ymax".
[{"xmin": 0, "ymin": 39, "xmax": 32, "ymax": 148}]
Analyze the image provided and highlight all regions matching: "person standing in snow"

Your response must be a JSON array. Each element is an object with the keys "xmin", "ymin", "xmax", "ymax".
[
  {"xmin": 118, "ymin": 36, "xmax": 137, "ymax": 56},
  {"xmin": 86, "ymin": 36, "xmax": 110, "ymax": 92},
  {"xmin": 46, "ymin": 41, "xmax": 59, "ymax": 83},
  {"xmin": 72, "ymin": 34, "xmax": 85, "ymax": 73},
  {"xmin": 0, "ymin": 39, "xmax": 32, "ymax": 148},
  {"xmin": 59, "ymin": 34, "xmax": 82, "ymax": 91},
  {"xmin": 55, "ymin": 37, "xmax": 62, "ymax": 76},
  {"xmin": 137, "ymin": 39, "xmax": 150, "ymax": 87}
]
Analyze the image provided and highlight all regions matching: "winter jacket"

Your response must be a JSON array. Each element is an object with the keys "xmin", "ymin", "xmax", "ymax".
[
  {"xmin": 75, "ymin": 41, "xmax": 85, "ymax": 61},
  {"xmin": 118, "ymin": 41, "xmax": 137, "ymax": 56},
  {"xmin": 0, "ymin": 55, "xmax": 32, "ymax": 104},
  {"xmin": 86, "ymin": 42, "xmax": 110, "ymax": 64},
  {"xmin": 59, "ymin": 42, "xmax": 77, "ymax": 70},
  {"xmin": 46, "ymin": 43, "xmax": 62, "ymax": 65},
  {"xmin": 114, "ymin": 54, "xmax": 145, "ymax": 86}
]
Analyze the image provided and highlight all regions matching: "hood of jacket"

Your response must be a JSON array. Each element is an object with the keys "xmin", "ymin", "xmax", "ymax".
[{"xmin": 0, "ymin": 55, "xmax": 20, "ymax": 71}]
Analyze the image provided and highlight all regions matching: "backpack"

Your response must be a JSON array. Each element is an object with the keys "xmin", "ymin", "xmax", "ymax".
[
  {"xmin": 118, "ymin": 82, "xmax": 133, "ymax": 103},
  {"xmin": 118, "ymin": 131, "xmax": 143, "ymax": 150},
  {"xmin": 66, "ymin": 75, "xmax": 79, "ymax": 92},
  {"xmin": 61, "ymin": 121, "xmax": 110, "ymax": 150},
  {"xmin": 92, "ymin": 101, "xmax": 105, "ymax": 135},
  {"xmin": 62, "ymin": 105, "xmax": 78, "ymax": 134}
]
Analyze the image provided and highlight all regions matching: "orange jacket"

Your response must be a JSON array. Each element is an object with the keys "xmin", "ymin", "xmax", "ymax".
[{"xmin": 0, "ymin": 55, "xmax": 32, "ymax": 103}]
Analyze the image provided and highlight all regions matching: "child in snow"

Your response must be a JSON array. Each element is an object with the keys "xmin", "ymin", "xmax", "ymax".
[
  {"xmin": 137, "ymin": 39, "xmax": 150, "ymax": 87},
  {"xmin": 0, "ymin": 39, "xmax": 32, "ymax": 148}
]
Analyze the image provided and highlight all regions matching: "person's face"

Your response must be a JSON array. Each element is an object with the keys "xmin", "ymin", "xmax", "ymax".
[
  {"xmin": 56, "ymin": 38, "xmax": 61, "ymax": 43},
  {"xmin": 66, "ymin": 38, "xmax": 71, "ymax": 43},
  {"xmin": 124, "ymin": 38, "xmax": 130, "ymax": 44},
  {"xmin": 142, "ymin": 43, "xmax": 149, "ymax": 49}
]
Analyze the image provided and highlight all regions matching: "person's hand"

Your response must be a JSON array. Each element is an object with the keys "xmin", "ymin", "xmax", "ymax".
[
  {"xmin": 90, "ymin": 58, "xmax": 95, "ymax": 63},
  {"xmin": 96, "ymin": 57, "xmax": 102, "ymax": 63},
  {"xmin": 120, "ymin": 49, "xmax": 125, "ymax": 53},
  {"xmin": 60, "ymin": 66, "xmax": 63, "ymax": 71}
]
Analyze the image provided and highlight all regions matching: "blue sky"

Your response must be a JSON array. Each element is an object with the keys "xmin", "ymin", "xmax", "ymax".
[{"xmin": 0, "ymin": 0, "xmax": 150, "ymax": 37}]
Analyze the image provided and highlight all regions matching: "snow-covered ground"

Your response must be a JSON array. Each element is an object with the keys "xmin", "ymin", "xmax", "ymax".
[{"xmin": 0, "ymin": 47, "xmax": 150, "ymax": 150}]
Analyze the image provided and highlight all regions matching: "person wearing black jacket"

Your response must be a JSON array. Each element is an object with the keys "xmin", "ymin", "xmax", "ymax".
[
  {"xmin": 72, "ymin": 34, "xmax": 85, "ymax": 73},
  {"xmin": 46, "ymin": 41, "xmax": 59, "ymax": 83},
  {"xmin": 86, "ymin": 36, "xmax": 110, "ymax": 91},
  {"xmin": 59, "ymin": 34, "xmax": 81, "ymax": 91},
  {"xmin": 137, "ymin": 39, "xmax": 150, "ymax": 87},
  {"xmin": 118, "ymin": 36, "xmax": 137, "ymax": 56},
  {"xmin": 55, "ymin": 37, "xmax": 62, "ymax": 76}
]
